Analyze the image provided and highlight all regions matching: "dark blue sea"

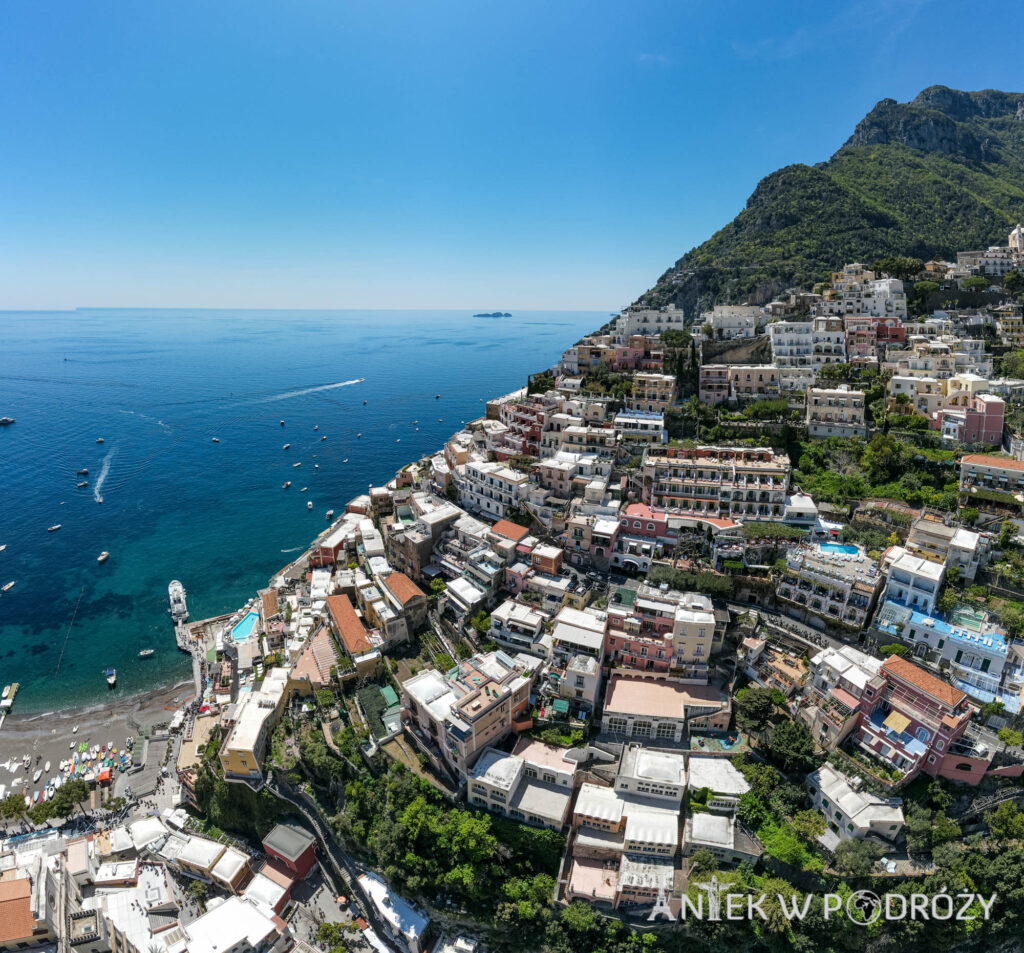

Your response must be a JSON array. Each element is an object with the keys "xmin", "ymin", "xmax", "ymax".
[{"xmin": 0, "ymin": 308, "xmax": 603, "ymax": 713}]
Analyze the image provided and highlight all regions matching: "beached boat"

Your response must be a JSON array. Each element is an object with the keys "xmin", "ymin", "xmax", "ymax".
[
  {"xmin": 307, "ymin": 501, "xmax": 313, "ymax": 510},
  {"xmin": 72, "ymin": 725, "xmax": 79, "ymax": 733},
  {"xmin": 282, "ymin": 481, "xmax": 291, "ymax": 489},
  {"xmin": 105, "ymin": 667, "xmax": 117, "ymax": 688},
  {"xmin": 33, "ymin": 769, "xmax": 42, "ymax": 783},
  {"xmin": 47, "ymin": 525, "xmax": 61, "ymax": 532},
  {"xmin": 97, "ymin": 552, "xmax": 109, "ymax": 564},
  {"xmin": 24, "ymin": 795, "xmax": 30, "ymax": 808},
  {"xmin": 138, "ymin": 649, "xmax": 154, "ymax": 658},
  {"xmin": 44, "ymin": 761, "xmax": 50, "ymax": 773},
  {"xmin": 168, "ymin": 580, "xmax": 188, "ymax": 621}
]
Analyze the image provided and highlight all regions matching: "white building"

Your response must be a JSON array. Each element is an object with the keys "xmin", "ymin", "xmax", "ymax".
[
  {"xmin": 806, "ymin": 385, "xmax": 867, "ymax": 438},
  {"xmin": 806, "ymin": 763, "xmax": 904, "ymax": 846},
  {"xmin": 460, "ymin": 461, "xmax": 530, "ymax": 519},
  {"xmin": 704, "ymin": 305, "xmax": 763, "ymax": 340},
  {"xmin": 883, "ymin": 547, "xmax": 945, "ymax": 613}
]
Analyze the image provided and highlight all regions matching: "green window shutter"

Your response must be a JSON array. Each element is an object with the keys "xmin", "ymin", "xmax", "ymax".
[
  {"xmin": 981, "ymin": 659, "xmax": 990, "ymax": 673},
  {"xmin": 955, "ymin": 649, "xmax": 963, "ymax": 664}
]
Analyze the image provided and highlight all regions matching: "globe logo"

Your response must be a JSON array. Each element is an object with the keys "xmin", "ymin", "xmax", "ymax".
[{"xmin": 846, "ymin": 890, "xmax": 882, "ymax": 924}]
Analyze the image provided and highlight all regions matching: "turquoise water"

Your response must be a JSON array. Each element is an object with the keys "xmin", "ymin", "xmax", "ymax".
[
  {"xmin": 0, "ymin": 308, "xmax": 604, "ymax": 713},
  {"xmin": 818, "ymin": 543, "xmax": 859, "ymax": 555},
  {"xmin": 231, "ymin": 611, "xmax": 260, "ymax": 642}
]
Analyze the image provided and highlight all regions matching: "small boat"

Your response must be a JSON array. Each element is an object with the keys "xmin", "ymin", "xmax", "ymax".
[
  {"xmin": 47, "ymin": 525, "xmax": 61, "ymax": 532},
  {"xmin": 1, "ymin": 685, "xmax": 8, "ymax": 699},
  {"xmin": 96, "ymin": 437, "xmax": 104, "ymax": 443},
  {"xmin": 343, "ymin": 458, "xmax": 348, "ymax": 463},
  {"xmin": 0, "ymin": 544, "xmax": 5, "ymax": 551},
  {"xmin": 321, "ymin": 435, "xmax": 326, "ymax": 441},
  {"xmin": 362, "ymin": 400, "xmax": 367, "ymax": 405},
  {"xmin": 412, "ymin": 420, "xmax": 418, "ymax": 425},
  {"xmin": 325, "ymin": 510, "xmax": 334, "ymax": 520},
  {"xmin": 24, "ymin": 795, "xmax": 30, "ymax": 809},
  {"xmin": 307, "ymin": 501, "xmax": 313, "ymax": 510},
  {"xmin": 314, "ymin": 425, "xmax": 318, "ymax": 431},
  {"xmin": 300, "ymin": 486, "xmax": 307, "ymax": 492},
  {"xmin": 357, "ymin": 433, "xmax": 361, "ymax": 438},
  {"xmin": 0, "ymin": 417, "xmax": 15, "ymax": 426},
  {"xmin": 77, "ymin": 468, "xmax": 89, "ymax": 476},
  {"xmin": 435, "ymin": 394, "xmax": 440, "ymax": 399},
  {"xmin": 33, "ymin": 769, "xmax": 42, "ymax": 783},
  {"xmin": 0, "ymin": 581, "xmax": 12, "ymax": 592},
  {"xmin": 68, "ymin": 741, "xmax": 75, "ymax": 750},
  {"xmin": 438, "ymin": 418, "xmax": 443, "ymax": 422},
  {"xmin": 138, "ymin": 649, "xmax": 154, "ymax": 658},
  {"xmin": 212, "ymin": 437, "xmax": 220, "ymax": 443},
  {"xmin": 97, "ymin": 552, "xmax": 109, "ymax": 564},
  {"xmin": 283, "ymin": 443, "xmax": 290, "ymax": 449},
  {"xmin": 282, "ymin": 481, "xmax": 291, "ymax": 489},
  {"xmin": 105, "ymin": 667, "xmax": 117, "ymax": 688},
  {"xmin": 293, "ymin": 462, "xmax": 302, "ymax": 468},
  {"xmin": 280, "ymin": 420, "xmax": 285, "ymax": 426},
  {"xmin": 77, "ymin": 481, "xmax": 88, "ymax": 488},
  {"xmin": 44, "ymin": 761, "xmax": 50, "ymax": 773},
  {"xmin": 396, "ymin": 438, "xmax": 400, "ymax": 443},
  {"xmin": 72, "ymin": 725, "xmax": 79, "ymax": 734}
]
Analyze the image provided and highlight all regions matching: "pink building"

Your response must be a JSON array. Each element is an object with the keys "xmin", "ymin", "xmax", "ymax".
[
  {"xmin": 619, "ymin": 503, "xmax": 672, "ymax": 543},
  {"xmin": 857, "ymin": 656, "xmax": 1022, "ymax": 786},
  {"xmin": 935, "ymin": 393, "xmax": 1004, "ymax": 446}
]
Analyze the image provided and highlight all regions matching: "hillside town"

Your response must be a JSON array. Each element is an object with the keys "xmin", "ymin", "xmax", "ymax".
[{"xmin": 6, "ymin": 231, "xmax": 1024, "ymax": 953}]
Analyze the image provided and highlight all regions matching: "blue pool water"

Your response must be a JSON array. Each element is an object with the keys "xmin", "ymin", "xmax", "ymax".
[
  {"xmin": 819, "ymin": 543, "xmax": 859, "ymax": 555},
  {"xmin": 231, "ymin": 611, "xmax": 260, "ymax": 642}
]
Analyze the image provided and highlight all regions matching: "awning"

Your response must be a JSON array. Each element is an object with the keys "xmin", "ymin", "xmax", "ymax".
[
  {"xmin": 883, "ymin": 711, "xmax": 911, "ymax": 734},
  {"xmin": 552, "ymin": 698, "xmax": 570, "ymax": 714}
]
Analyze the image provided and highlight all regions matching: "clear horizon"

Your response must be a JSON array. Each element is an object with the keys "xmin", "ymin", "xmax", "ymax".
[{"xmin": 2, "ymin": 0, "xmax": 1023, "ymax": 311}]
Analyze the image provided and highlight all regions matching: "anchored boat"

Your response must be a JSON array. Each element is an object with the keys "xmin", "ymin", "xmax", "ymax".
[{"xmin": 168, "ymin": 580, "xmax": 188, "ymax": 622}]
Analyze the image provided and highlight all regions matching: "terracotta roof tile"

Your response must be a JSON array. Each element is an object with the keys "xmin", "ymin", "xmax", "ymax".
[
  {"xmin": 326, "ymin": 595, "xmax": 372, "ymax": 656},
  {"xmin": 490, "ymin": 519, "xmax": 529, "ymax": 542},
  {"xmin": 961, "ymin": 454, "xmax": 1024, "ymax": 472},
  {"xmin": 882, "ymin": 656, "xmax": 966, "ymax": 708},
  {"xmin": 0, "ymin": 878, "xmax": 35, "ymax": 944},
  {"xmin": 382, "ymin": 572, "xmax": 425, "ymax": 606}
]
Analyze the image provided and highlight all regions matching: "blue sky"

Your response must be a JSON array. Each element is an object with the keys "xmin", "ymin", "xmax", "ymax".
[{"xmin": 1, "ymin": 0, "xmax": 1022, "ymax": 310}]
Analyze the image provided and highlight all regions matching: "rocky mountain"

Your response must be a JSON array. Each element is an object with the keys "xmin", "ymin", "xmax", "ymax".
[{"xmin": 637, "ymin": 86, "xmax": 1024, "ymax": 316}]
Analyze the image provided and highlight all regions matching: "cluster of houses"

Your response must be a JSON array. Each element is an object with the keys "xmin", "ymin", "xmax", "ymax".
[{"xmin": 99, "ymin": 236, "xmax": 1024, "ymax": 926}]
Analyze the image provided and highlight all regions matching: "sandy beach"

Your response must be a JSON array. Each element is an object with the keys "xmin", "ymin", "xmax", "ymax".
[{"xmin": 0, "ymin": 679, "xmax": 194, "ymax": 804}]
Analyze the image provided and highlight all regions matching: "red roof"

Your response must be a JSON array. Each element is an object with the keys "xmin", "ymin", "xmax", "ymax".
[
  {"xmin": 326, "ymin": 595, "xmax": 373, "ymax": 656},
  {"xmin": 830, "ymin": 687, "xmax": 860, "ymax": 710},
  {"xmin": 961, "ymin": 454, "xmax": 1024, "ymax": 472},
  {"xmin": 0, "ymin": 879, "xmax": 34, "ymax": 944},
  {"xmin": 490, "ymin": 519, "xmax": 530, "ymax": 542},
  {"xmin": 624, "ymin": 503, "xmax": 664, "ymax": 521},
  {"xmin": 382, "ymin": 572, "xmax": 425, "ymax": 606},
  {"xmin": 882, "ymin": 656, "xmax": 966, "ymax": 708}
]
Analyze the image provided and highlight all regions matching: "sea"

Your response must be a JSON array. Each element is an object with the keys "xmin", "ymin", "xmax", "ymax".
[{"xmin": 0, "ymin": 308, "xmax": 606, "ymax": 714}]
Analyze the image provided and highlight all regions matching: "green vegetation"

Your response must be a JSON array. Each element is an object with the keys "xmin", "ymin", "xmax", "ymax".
[
  {"xmin": 647, "ymin": 563, "xmax": 733, "ymax": 595},
  {"xmin": 638, "ymin": 87, "xmax": 1024, "ymax": 315}
]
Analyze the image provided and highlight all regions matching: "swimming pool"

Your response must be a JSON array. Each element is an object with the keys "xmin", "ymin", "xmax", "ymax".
[
  {"xmin": 819, "ymin": 543, "xmax": 859, "ymax": 555},
  {"xmin": 231, "ymin": 611, "xmax": 260, "ymax": 642}
]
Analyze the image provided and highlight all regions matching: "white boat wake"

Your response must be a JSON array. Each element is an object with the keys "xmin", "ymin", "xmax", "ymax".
[
  {"xmin": 264, "ymin": 379, "xmax": 364, "ymax": 401},
  {"xmin": 280, "ymin": 546, "xmax": 303, "ymax": 553},
  {"xmin": 93, "ymin": 450, "xmax": 114, "ymax": 503}
]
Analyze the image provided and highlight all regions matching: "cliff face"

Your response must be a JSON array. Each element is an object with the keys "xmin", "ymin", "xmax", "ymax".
[{"xmin": 637, "ymin": 86, "xmax": 1024, "ymax": 316}]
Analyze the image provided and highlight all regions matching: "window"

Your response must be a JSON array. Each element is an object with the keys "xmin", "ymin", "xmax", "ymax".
[
  {"xmin": 656, "ymin": 723, "xmax": 675, "ymax": 739},
  {"xmin": 632, "ymin": 720, "xmax": 652, "ymax": 737}
]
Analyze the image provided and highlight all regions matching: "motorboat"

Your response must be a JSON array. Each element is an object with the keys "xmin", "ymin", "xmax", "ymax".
[
  {"xmin": 300, "ymin": 486, "xmax": 307, "ymax": 492},
  {"xmin": 293, "ymin": 461, "xmax": 302, "ymax": 467},
  {"xmin": 314, "ymin": 425, "xmax": 318, "ymax": 431},
  {"xmin": 307, "ymin": 501, "xmax": 313, "ymax": 510},
  {"xmin": 435, "ymin": 394, "xmax": 440, "ymax": 399},
  {"xmin": 282, "ymin": 481, "xmax": 291, "ymax": 489},
  {"xmin": 106, "ymin": 668, "xmax": 117, "ymax": 688},
  {"xmin": 168, "ymin": 580, "xmax": 188, "ymax": 621},
  {"xmin": 48, "ymin": 525, "xmax": 61, "ymax": 532},
  {"xmin": 280, "ymin": 420, "xmax": 285, "ymax": 426},
  {"xmin": 357, "ymin": 433, "xmax": 361, "ymax": 438},
  {"xmin": 77, "ymin": 481, "xmax": 88, "ymax": 488},
  {"xmin": 343, "ymin": 459, "xmax": 348, "ymax": 463},
  {"xmin": 325, "ymin": 510, "xmax": 334, "ymax": 520},
  {"xmin": 0, "ymin": 417, "xmax": 14, "ymax": 426},
  {"xmin": 362, "ymin": 399, "xmax": 367, "ymax": 405},
  {"xmin": 139, "ymin": 649, "xmax": 154, "ymax": 658},
  {"xmin": 96, "ymin": 437, "xmax": 104, "ymax": 443},
  {"xmin": 212, "ymin": 437, "xmax": 220, "ymax": 443},
  {"xmin": 98, "ymin": 552, "xmax": 109, "ymax": 564},
  {"xmin": 283, "ymin": 443, "xmax": 290, "ymax": 450},
  {"xmin": 72, "ymin": 725, "xmax": 79, "ymax": 733},
  {"xmin": 1, "ymin": 685, "xmax": 8, "ymax": 699},
  {"xmin": 314, "ymin": 464, "xmax": 319, "ymax": 469},
  {"xmin": 77, "ymin": 468, "xmax": 88, "ymax": 475},
  {"xmin": 321, "ymin": 435, "xmax": 326, "ymax": 441}
]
